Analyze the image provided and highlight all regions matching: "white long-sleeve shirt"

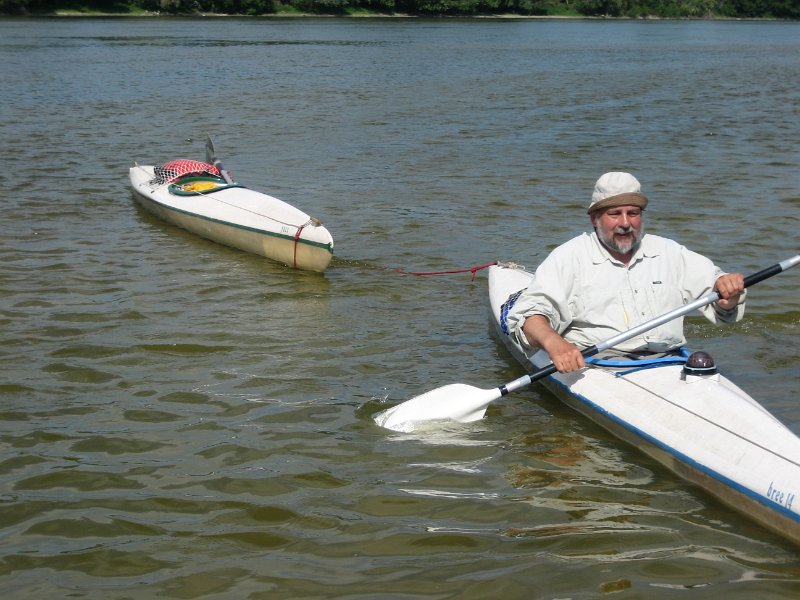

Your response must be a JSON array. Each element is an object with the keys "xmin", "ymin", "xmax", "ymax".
[{"xmin": 506, "ymin": 232, "xmax": 746, "ymax": 353}]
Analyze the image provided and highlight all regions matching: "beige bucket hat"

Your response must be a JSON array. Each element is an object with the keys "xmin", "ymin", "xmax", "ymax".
[{"xmin": 588, "ymin": 172, "xmax": 649, "ymax": 214}]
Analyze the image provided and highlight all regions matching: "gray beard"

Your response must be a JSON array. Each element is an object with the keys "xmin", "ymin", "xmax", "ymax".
[{"xmin": 597, "ymin": 226, "xmax": 643, "ymax": 256}]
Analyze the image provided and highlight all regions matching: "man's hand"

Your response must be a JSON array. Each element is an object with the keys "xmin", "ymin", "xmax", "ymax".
[
  {"xmin": 714, "ymin": 273, "xmax": 745, "ymax": 311},
  {"xmin": 543, "ymin": 336, "xmax": 586, "ymax": 373},
  {"xmin": 522, "ymin": 315, "xmax": 585, "ymax": 373}
]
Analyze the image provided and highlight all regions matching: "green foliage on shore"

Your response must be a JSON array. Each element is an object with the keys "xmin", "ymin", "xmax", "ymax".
[{"xmin": 2, "ymin": 0, "xmax": 798, "ymax": 19}]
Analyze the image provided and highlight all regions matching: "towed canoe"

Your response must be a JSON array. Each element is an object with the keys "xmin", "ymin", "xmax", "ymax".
[
  {"xmin": 488, "ymin": 262, "xmax": 800, "ymax": 546},
  {"xmin": 128, "ymin": 145, "xmax": 334, "ymax": 273}
]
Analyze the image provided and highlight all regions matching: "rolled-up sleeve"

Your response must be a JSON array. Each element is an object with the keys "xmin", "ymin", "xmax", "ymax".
[
  {"xmin": 678, "ymin": 245, "xmax": 746, "ymax": 325},
  {"xmin": 505, "ymin": 248, "xmax": 576, "ymax": 350}
]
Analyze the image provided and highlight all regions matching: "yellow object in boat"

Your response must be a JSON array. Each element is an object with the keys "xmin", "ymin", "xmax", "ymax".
[{"xmin": 182, "ymin": 181, "xmax": 220, "ymax": 193}]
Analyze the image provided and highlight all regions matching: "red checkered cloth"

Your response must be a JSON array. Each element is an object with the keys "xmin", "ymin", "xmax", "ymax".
[{"xmin": 153, "ymin": 159, "xmax": 221, "ymax": 184}]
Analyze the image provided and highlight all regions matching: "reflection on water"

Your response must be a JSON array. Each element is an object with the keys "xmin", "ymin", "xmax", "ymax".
[{"xmin": 1, "ymin": 16, "xmax": 799, "ymax": 599}]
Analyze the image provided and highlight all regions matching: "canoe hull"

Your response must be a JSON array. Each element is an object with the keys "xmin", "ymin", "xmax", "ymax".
[
  {"xmin": 129, "ymin": 165, "xmax": 333, "ymax": 273},
  {"xmin": 488, "ymin": 263, "xmax": 800, "ymax": 546}
]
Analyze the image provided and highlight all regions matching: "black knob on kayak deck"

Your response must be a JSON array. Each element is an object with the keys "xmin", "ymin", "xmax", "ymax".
[{"xmin": 683, "ymin": 351, "xmax": 718, "ymax": 376}]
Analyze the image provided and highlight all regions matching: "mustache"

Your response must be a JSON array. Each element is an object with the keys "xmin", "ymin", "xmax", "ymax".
[{"xmin": 613, "ymin": 226, "xmax": 635, "ymax": 234}]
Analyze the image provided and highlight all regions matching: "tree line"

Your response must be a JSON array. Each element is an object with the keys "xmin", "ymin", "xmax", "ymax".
[{"xmin": 2, "ymin": 0, "xmax": 798, "ymax": 19}]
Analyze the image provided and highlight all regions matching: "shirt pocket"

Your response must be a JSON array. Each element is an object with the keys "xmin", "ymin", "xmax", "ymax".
[{"xmin": 640, "ymin": 278, "xmax": 685, "ymax": 346}]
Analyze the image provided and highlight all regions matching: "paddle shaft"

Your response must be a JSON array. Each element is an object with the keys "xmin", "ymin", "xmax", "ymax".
[{"xmin": 498, "ymin": 255, "xmax": 800, "ymax": 397}]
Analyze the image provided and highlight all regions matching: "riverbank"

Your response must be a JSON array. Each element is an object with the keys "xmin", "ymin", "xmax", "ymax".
[
  {"xmin": 5, "ymin": 9, "xmax": 577, "ymax": 18},
  {"xmin": 0, "ymin": 0, "xmax": 800, "ymax": 21},
  {"xmin": 0, "ymin": 10, "xmax": 774, "ymax": 20},
  {"xmin": 4, "ymin": 0, "xmax": 797, "ymax": 19},
  {"xmin": 3, "ymin": 0, "xmax": 788, "ymax": 20}
]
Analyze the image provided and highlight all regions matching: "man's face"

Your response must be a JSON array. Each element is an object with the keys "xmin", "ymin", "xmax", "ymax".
[{"xmin": 591, "ymin": 205, "xmax": 644, "ymax": 256}]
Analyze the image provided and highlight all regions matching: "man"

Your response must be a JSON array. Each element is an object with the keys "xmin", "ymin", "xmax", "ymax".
[{"xmin": 505, "ymin": 172, "xmax": 746, "ymax": 373}]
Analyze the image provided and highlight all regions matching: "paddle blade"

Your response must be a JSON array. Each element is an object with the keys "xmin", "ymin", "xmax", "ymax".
[
  {"xmin": 374, "ymin": 384, "xmax": 500, "ymax": 432},
  {"xmin": 205, "ymin": 135, "xmax": 216, "ymax": 165}
]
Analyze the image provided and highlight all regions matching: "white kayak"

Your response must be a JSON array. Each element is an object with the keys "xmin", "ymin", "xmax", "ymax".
[
  {"xmin": 129, "ymin": 154, "xmax": 334, "ymax": 273},
  {"xmin": 488, "ymin": 262, "xmax": 800, "ymax": 546}
]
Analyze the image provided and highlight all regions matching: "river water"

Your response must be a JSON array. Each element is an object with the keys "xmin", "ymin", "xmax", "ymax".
[{"xmin": 1, "ymin": 15, "xmax": 799, "ymax": 599}]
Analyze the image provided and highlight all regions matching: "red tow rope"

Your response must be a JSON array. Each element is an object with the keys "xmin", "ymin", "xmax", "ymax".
[
  {"xmin": 394, "ymin": 261, "xmax": 497, "ymax": 281},
  {"xmin": 292, "ymin": 224, "xmax": 307, "ymax": 269}
]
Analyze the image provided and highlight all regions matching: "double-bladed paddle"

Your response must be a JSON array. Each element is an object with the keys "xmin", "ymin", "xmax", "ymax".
[
  {"xmin": 205, "ymin": 134, "xmax": 235, "ymax": 185},
  {"xmin": 375, "ymin": 255, "xmax": 800, "ymax": 432}
]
